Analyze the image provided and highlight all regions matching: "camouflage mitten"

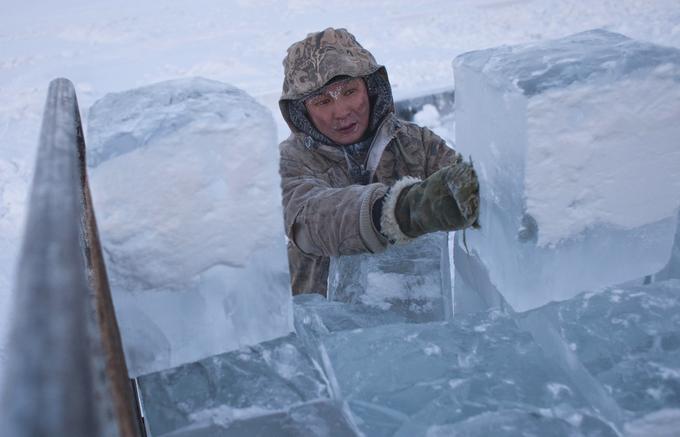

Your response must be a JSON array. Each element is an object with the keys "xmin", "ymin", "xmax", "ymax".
[{"xmin": 380, "ymin": 160, "xmax": 480, "ymax": 243}]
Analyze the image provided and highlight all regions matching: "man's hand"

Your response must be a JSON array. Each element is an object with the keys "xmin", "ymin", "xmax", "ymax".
[
  {"xmin": 391, "ymin": 160, "xmax": 480, "ymax": 239},
  {"xmin": 445, "ymin": 158, "xmax": 480, "ymax": 229}
]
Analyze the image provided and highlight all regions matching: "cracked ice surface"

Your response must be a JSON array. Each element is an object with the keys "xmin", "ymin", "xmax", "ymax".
[
  {"xmin": 305, "ymin": 281, "xmax": 680, "ymax": 436},
  {"xmin": 453, "ymin": 30, "xmax": 680, "ymax": 311},
  {"xmin": 88, "ymin": 78, "xmax": 293, "ymax": 376},
  {"xmin": 158, "ymin": 400, "xmax": 360, "ymax": 437},
  {"xmin": 533, "ymin": 280, "xmax": 680, "ymax": 416},
  {"xmin": 137, "ymin": 334, "xmax": 336, "ymax": 436},
  {"xmin": 138, "ymin": 280, "xmax": 680, "ymax": 436},
  {"xmin": 319, "ymin": 310, "xmax": 615, "ymax": 436}
]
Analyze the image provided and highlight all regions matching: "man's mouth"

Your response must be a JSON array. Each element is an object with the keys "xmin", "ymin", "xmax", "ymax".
[{"xmin": 335, "ymin": 122, "xmax": 357, "ymax": 134}]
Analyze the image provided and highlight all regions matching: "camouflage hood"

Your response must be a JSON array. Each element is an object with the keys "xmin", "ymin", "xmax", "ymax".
[{"xmin": 279, "ymin": 28, "xmax": 393, "ymax": 137}]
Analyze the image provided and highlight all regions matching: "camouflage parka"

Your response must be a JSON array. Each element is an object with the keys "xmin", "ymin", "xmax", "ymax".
[{"xmin": 279, "ymin": 28, "xmax": 459, "ymax": 295}]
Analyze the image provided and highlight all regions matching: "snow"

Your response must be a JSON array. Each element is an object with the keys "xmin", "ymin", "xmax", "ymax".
[
  {"xmin": 453, "ymin": 30, "xmax": 680, "ymax": 311},
  {"xmin": 87, "ymin": 77, "xmax": 292, "ymax": 376}
]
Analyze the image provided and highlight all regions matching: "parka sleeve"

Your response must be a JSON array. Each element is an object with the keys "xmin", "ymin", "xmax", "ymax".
[
  {"xmin": 279, "ymin": 148, "xmax": 389, "ymax": 258},
  {"xmin": 421, "ymin": 126, "xmax": 461, "ymax": 176}
]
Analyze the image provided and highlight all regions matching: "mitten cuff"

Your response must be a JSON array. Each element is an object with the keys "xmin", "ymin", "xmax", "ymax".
[
  {"xmin": 380, "ymin": 176, "xmax": 421, "ymax": 244},
  {"xmin": 359, "ymin": 183, "xmax": 389, "ymax": 253}
]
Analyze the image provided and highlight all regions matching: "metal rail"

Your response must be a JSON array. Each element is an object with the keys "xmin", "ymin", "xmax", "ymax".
[{"xmin": 1, "ymin": 78, "xmax": 141, "ymax": 437}]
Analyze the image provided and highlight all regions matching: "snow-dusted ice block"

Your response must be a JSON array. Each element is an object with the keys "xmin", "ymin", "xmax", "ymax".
[
  {"xmin": 453, "ymin": 30, "xmax": 680, "ymax": 311},
  {"xmin": 328, "ymin": 232, "xmax": 453, "ymax": 322},
  {"xmin": 88, "ymin": 78, "xmax": 292, "ymax": 376}
]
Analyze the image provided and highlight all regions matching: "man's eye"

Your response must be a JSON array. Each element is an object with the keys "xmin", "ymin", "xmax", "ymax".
[
  {"xmin": 343, "ymin": 88, "xmax": 356, "ymax": 96},
  {"xmin": 314, "ymin": 98, "xmax": 331, "ymax": 106}
]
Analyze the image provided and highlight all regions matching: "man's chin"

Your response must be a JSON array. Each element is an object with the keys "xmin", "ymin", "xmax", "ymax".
[{"xmin": 332, "ymin": 125, "xmax": 367, "ymax": 145}]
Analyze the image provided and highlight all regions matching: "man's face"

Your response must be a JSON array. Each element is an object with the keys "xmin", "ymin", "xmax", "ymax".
[{"xmin": 304, "ymin": 78, "xmax": 370, "ymax": 145}]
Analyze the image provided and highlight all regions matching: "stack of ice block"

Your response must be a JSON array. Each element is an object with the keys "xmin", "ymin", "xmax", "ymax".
[
  {"xmin": 139, "ymin": 279, "xmax": 680, "ymax": 436},
  {"xmin": 453, "ymin": 30, "xmax": 680, "ymax": 312},
  {"xmin": 134, "ymin": 31, "xmax": 680, "ymax": 436}
]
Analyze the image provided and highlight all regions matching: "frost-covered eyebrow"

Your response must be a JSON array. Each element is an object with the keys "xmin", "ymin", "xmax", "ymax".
[{"xmin": 305, "ymin": 78, "xmax": 361, "ymax": 104}]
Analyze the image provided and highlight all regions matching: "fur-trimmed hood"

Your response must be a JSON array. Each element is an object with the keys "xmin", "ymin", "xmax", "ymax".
[{"xmin": 279, "ymin": 27, "xmax": 394, "ymax": 138}]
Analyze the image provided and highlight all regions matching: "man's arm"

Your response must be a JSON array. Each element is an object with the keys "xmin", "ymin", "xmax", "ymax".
[
  {"xmin": 280, "ymin": 149, "xmax": 388, "ymax": 258},
  {"xmin": 378, "ymin": 126, "xmax": 480, "ymax": 242},
  {"xmin": 280, "ymin": 126, "xmax": 479, "ymax": 257},
  {"xmin": 422, "ymin": 126, "xmax": 460, "ymax": 176}
]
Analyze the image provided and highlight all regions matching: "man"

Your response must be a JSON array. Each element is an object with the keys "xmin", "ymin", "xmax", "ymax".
[{"xmin": 279, "ymin": 27, "xmax": 479, "ymax": 296}]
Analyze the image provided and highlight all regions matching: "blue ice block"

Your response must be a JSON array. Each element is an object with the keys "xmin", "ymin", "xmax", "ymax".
[
  {"xmin": 453, "ymin": 30, "xmax": 680, "ymax": 312},
  {"xmin": 328, "ymin": 232, "xmax": 453, "ymax": 323}
]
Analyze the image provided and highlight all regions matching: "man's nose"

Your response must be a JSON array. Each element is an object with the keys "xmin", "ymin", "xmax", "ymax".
[{"xmin": 332, "ymin": 98, "xmax": 352, "ymax": 120}]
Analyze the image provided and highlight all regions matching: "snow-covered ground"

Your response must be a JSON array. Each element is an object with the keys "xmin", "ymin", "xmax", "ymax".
[{"xmin": 2, "ymin": 0, "xmax": 680, "ymax": 384}]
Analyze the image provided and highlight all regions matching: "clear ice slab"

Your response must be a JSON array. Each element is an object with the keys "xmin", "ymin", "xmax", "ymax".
[
  {"xmin": 533, "ymin": 279, "xmax": 680, "ymax": 417},
  {"xmin": 321, "ymin": 313, "xmax": 617, "ymax": 437},
  {"xmin": 453, "ymin": 30, "xmax": 680, "ymax": 311},
  {"xmin": 138, "ymin": 279, "xmax": 680, "ymax": 436},
  {"xmin": 137, "ymin": 334, "xmax": 333, "ymax": 436},
  {"xmin": 291, "ymin": 297, "xmax": 612, "ymax": 435},
  {"xmin": 328, "ymin": 232, "xmax": 453, "ymax": 322},
  {"xmin": 293, "ymin": 293, "xmax": 412, "ymax": 334}
]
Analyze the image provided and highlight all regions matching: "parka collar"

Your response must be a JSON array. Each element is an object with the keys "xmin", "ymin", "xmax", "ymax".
[{"xmin": 303, "ymin": 113, "xmax": 402, "ymax": 164}]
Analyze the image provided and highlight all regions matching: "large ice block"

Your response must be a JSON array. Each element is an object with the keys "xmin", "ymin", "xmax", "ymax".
[
  {"xmin": 88, "ymin": 78, "xmax": 293, "ymax": 376},
  {"xmin": 328, "ymin": 232, "xmax": 454, "ymax": 322},
  {"xmin": 292, "ymin": 294, "xmax": 415, "ymax": 404},
  {"xmin": 323, "ymin": 314, "xmax": 617, "ymax": 436},
  {"xmin": 533, "ymin": 279, "xmax": 680, "ymax": 416},
  {"xmin": 137, "ymin": 334, "xmax": 331, "ymax": 436},
  {"xmin": 296, "ymin": 280, "xmax": 680, "ymax": 435},
  {"xmin": 453, "ymin": 30, "xmax": 680, "ymax": 311},
  {"xmin": 137, "ymin": 280, "xmax": 680, "ymax": 436}
]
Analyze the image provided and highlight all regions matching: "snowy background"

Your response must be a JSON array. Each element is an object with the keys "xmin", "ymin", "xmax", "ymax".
[{"xmin": 2, "ymin": 0, "xmax": 680, "ymax": 379}]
